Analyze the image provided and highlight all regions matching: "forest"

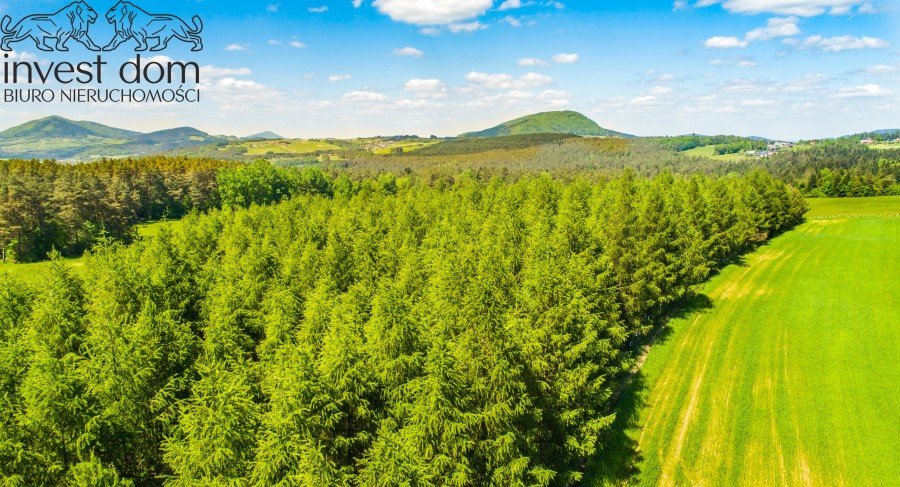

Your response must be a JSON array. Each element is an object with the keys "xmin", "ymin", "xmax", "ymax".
[
  {"xmin": 0, "ymin": 168, "xmax": 806, "ymax": 485},
  {"xmin": 0, "ymin": 158, "xmax": 228, "ymax": 263}
]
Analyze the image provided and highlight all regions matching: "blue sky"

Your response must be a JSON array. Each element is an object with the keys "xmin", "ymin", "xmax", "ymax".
[{"xmin": 1, "ymin": 0, "xmax": 898, "ymax": 139}]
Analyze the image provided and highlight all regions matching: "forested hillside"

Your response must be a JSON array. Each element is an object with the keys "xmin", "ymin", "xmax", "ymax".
[{"xmin": 0, "ymin": 170, "xmax": 805, "ymax": 485}]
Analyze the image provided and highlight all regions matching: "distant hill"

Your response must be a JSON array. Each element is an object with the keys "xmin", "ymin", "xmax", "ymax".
[
  {"xmin": 243, "ymin": 131, "xmax": 284, "ymax": 140},
  {"xmin": 461, "ymin": 111, "xmax": 631, "ymax": 138},
  {"xmin": 0, "ymin": 116, "xmax": 226, "ymax": 161}
]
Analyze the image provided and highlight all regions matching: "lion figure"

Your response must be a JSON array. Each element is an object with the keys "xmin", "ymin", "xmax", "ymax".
[
  {"xmin": 1, "ymin": 1, "xmax": 101, "ymax": 52},
  {"xmin": 103, "ymin": 1, "xmax": 203, "ymax": 52}
]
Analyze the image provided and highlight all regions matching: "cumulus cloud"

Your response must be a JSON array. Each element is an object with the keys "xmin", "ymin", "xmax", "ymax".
[
  {"xmin": 519, "ymin": 57, "xmax": 550, "ymax": 66},
  {"xmin": 551, "ymin": 53, "xmax": 579, "ymax": 63},
  {"xmin": 448, "ymin": 21, "xmax": 488, "ymax": 33},
  {"xmin": 289, "ymin": 41, "xmax": 306, "ymax": 48},
  {"xmin": 394, "ymin": 46, "xmax": 424, "ymax": 58},
  {"xmin": 372, "ymin": 0, "xmax": 493, "ymax": 25},
  {"xmin": 465, "ymin": 71, "xmax": 554, "ymax": 90},
  {"xmin": 329, "ymin": 74, "xmax": 352, "ymax": 82},
  {"xmin": 404, "ymin": 78, "xmax": 448, "ymax": 98},
  {"xmin": 342, "ymin": 90, "xmax": 388, "ymax": 102},
  {"xmin": 705, "ymin": 36, "xmax": 748, "ymax": 48},
  {"xmin": 309, "ymin": 6, "xmax": 328, "ymax": 13},
  {"xmin": 745, "ymin": 17, "xmax": 800, "ymax": 41},
  {"xmin": 831, "ymin": 84, "xmax": 891, "ymax": 98},
  {"xmin": 785, "ymin": 35, "xmax": 889, "ymax": 52},
  {"xmin": 649, "ymin": 86, "xmax": 674, "ymax": 95},
  {"xmin": 696, "ymin": 0, "xmax": 868, "ymax": 17},
  {"xmin": 225, "ymin": 44, "xmax": 249, "ymax": 51}
]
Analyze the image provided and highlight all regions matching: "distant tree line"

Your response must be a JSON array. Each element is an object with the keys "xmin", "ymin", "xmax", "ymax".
[
  {"xmin": 0, "ymin": 170, "xmax": 806, "ymax": 485},
  {"xmin": 0, "ymin": 158, "xmax": 228, "ymax": 263},
  {"xmin": 714, "ymin": 140, "xmax": 768, "ymax": 155}
]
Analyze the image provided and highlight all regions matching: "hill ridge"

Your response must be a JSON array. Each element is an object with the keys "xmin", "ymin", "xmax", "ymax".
[{"xmin": 461, "ymin": 110, "xmax": 631, "ymax": 138}]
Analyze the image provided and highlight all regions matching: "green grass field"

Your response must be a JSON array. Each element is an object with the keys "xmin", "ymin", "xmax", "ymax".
[
  {"xmin": 681, "ymin": 145, "xmax": 754, "ymax": 161},
  {"xmin": 0, "ymin": 256, "xmax": 86, "ymax": 284},
  {"xmin": 588, "ymin": 196, "xmax": 900, "ymax": 485},
  {"xmin": 0, "ymin": 221, "xmax": 179, "ymax": 284}
]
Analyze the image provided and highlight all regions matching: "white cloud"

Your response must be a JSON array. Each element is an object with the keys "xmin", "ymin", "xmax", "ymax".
[
  {"xmin": 710, "ymin": 58, "xmax": 757, "ymax": 68},
  {"xmin": 448, "ymin": 21, "xmax": 488, "ymax": 33},
  {"xmin": 420, "ymin": 27, "xmax": 441, "ymax": 35},
  {"xmin": 673, "ymin": 1, "xmax": 688, "ymax": 11},
  {"xmin": 267, "ymin": 39, "xmax": 282, "ymax": 45},
  {"xmin": 289, "ymin": 41, "xmax": 306, "ymax": 48},
  {"xmin": 649, "ymin": 86, "xmax": 674, "ymax": 95},
  {"xmin": 329, "ymin": 74, "xmax": 352, "ymax": 82},
  {"xmin": 500, "ymin": 16, "xmax": 523, "ymax": 27},
  {"xmin": 353, "ymin": 0, "xmax": 363, "ymax": 7},
  {"xmin": 741, "ymin": 98, "xmax": 775, "ymax": 106},
  {"xmin": 225, "ymin": 44, "xmax": 249, "ymax": 51},
  {"xmin": 309, "ymin": 6, "xmax": 328, "ymax": 13},
  {"xmin": 201, "ymin": 66, "xmax": 253, "ymax": 78},
  {"xmin": 372, "ymin": 0, "xmax": 493, "ymax": 25},
  {"xmin": 552, "ymin": 53, "xmax": 579, "ymax": 63},
  {"xmin": 266, "ymin": 4, "xmax": 281, "ymax": 12},
  {"xmin": 831, "ymin": 84, "xmax": 891, "ymax": 98},
  {"xmin": 404, "ymin": 78, "xmax": 448, "ymax": 98},
  {"xmin": 745, "ymin": 17, "xmax": 800, "ymax": 42},
  {"xmin": 465, "ymin": 71, "xmax": 554, "ymax": 90},
  {"xmin": 786, "ymin": 35, "xmax": 889, "ymax": 52},
  {"xmin": 199, "ymin": 77, "xmax": 295, "ymax": 113},
  {"xmin": 705, "ymin": 36, "xmax": 748, "ymax": 48},
  {"xmin": 4, "ymin": 50, "xmax": 38, "ymax": 62},
  {"xmin": 518, "ymin": 57, "xmax": 550, "ymax": 66},
  {"xmin": 499, "ymin": 0, "xmax": 523, "ymax": 9},
  {"xmin": 864, "ymin": 64, "xmax": 899, "ymax": 75},
  {"xmin": 697, "ymin": 1, "xmax": 868, "ymax": 17},
  {"xmin": 342, "ymin": 90, "xmax": 389, "ymax": 102},
  {"xmin": 394, "ymin": 46, "xmax": 424, "ymax": 58}
]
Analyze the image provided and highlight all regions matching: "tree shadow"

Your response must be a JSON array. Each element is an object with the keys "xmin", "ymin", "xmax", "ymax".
[
  {"xmin": 583, "ymin": 371, "xmax": 647, "ymax": 486},
  {"xmin": 582, "ymin": 293, "xmax": 714, "ymax": 485}
]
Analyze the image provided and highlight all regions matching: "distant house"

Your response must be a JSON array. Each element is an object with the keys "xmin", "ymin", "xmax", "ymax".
[{"xmin": 861, "ymin": 138, "xmax": 875, "ymax": 145}]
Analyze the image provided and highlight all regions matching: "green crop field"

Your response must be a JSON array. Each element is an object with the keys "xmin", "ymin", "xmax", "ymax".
[
  {"xmin": 681, "ymin": 145, "xmax": 754, "ymax": 161},
  {"xmin": 870, "ymin": 143, "xmax": 900, "ymax": 150},
  {"xmin": 588, "ymin": 196, "xmax": 900, "ymax": 486},
  {"xmin": 233, "ymin": 139, "xmax": 341, "ymax": 155},
  {"xmin": 372, "ymin": 140, "xmax": 440, "ymax": 154}
]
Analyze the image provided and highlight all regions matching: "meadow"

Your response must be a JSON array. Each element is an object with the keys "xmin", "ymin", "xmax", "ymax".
[
  {"xmin": 587, "ymin": 196, "xmax": 900, "ymax": 486},
  {"xmin": 680, "ymin": 144, "xmax": 753, "ymax": 161}
]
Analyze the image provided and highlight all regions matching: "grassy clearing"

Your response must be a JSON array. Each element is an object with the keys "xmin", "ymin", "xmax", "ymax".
[
  {"xmin": 681, "ymin": 145, "xmax": 753, "ymax": 161},
  {"xmin": 0, "ymin": 256, "xmax": 86, "ymax": 284},
  {"xmin": 0, "ymin": 220, "xmax": 183, "ymax": 284},
  {"xmin": 587, "ymin": 196, "xmax": 900, "ymax": 486},
  {"xmin": 870, "ymin": 143, "xmax": 900, "ymax": 150}
]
